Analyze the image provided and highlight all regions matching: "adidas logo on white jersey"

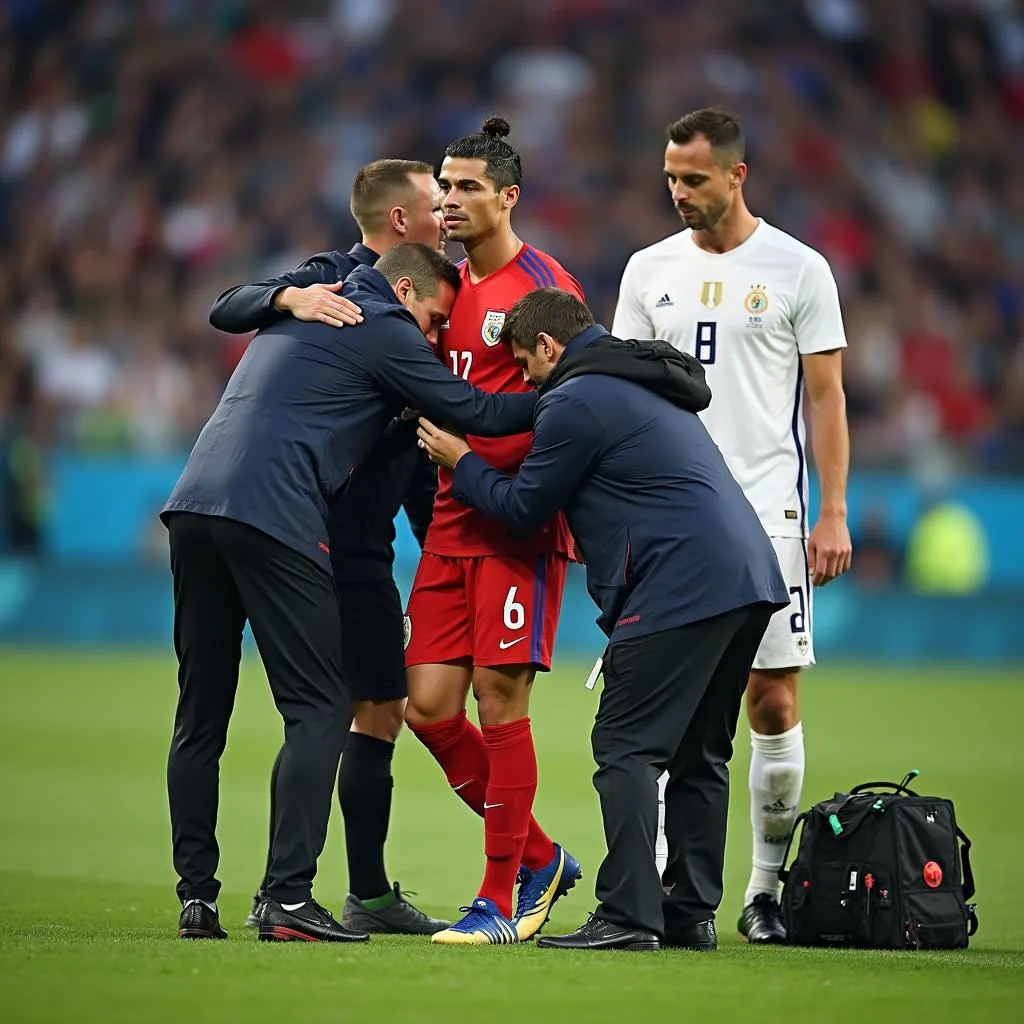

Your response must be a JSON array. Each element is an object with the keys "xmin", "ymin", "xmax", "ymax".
[{"xmin": 655, "ymin": 294, "xmax": 673, "ymax": 308}]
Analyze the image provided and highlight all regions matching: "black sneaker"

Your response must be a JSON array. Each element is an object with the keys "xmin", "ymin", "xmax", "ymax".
[
  {"xmin": 244, "ymin": 891, "xmax": 264, "ymax": 929},
  {"xmin": 258, "ymin": 898, "xmax": 370, "ymax": 943},
  {"xmin": 738, "ymin": 893, "xmax": 787, "ymax": 944},
  {"xmin": 341, "ymin": 882, "xmax": 452, "ymax": 935},
  {"xmin": 178, "ymin": 899, "xmax": 228, "ymax": 940}
]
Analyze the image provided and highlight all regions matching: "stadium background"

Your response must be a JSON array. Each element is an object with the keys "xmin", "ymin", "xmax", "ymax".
[{"xmin": 1, "ymin": 1, "xmax": 1022, "ymax": 1022}]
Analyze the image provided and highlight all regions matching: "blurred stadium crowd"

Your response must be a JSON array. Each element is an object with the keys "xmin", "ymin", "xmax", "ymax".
[{"xmin": 1, "ymin": 0, "xmax": 1023, "ymax": 552}]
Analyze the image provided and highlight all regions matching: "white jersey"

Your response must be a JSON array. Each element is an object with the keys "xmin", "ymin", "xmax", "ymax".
[{"xmin": 612, "ymin": 219, "xmax": 846, "ymax": 539}]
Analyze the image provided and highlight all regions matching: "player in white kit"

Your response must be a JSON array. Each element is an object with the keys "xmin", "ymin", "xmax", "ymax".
[{"xmin": 612, "ymin": 107, "xmax": 853, "ymax": 944}]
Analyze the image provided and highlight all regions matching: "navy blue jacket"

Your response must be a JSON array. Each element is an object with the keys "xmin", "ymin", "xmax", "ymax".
[
  {"xmin": 165, "ymin": 266, "xmax": 534, "ymax": 573},
  {"xmin": 208, "ymin": 244, "xmax": 379, "ymax": 334},
  {"xmin": 451, "ymin": 326, "xmax": 789, "ymax": 642},
  {"xmin": 208, "ymin": 242, "xmax": 437, "ymax": 579}
]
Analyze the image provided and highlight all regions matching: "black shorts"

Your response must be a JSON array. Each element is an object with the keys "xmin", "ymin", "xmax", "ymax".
[{"xmin": 335, "ymin": 576, "xmax": 408, "ymax": 703}]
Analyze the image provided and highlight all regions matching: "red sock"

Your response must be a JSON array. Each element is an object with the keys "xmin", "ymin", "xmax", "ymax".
[
  {"xmin": 408, "ymin": 711, "xmax": 489, "ymax": 815},
  {"xmin": 408, "ymin": 711, "xmax": 556, "ymax": 874},
  {"xmin": 479, "ymin": 718, "xmax": 540, "ymax": 919}
]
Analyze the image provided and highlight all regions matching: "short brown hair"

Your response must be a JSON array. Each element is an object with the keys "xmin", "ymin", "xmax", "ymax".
[
  {"xmin": 499, "ymin": 288, "xmax": 595, "ymax": 353},
  {"xmin": 666, "ymin": 107, "xmax": 745, "ymax": 166},
  {"xmin": 374, "ymin": 242, "xmax": 461, "ymax": 298},
  {"xmin": 350, "ymin": 159, "xmax": 434, "ymax": 234}
]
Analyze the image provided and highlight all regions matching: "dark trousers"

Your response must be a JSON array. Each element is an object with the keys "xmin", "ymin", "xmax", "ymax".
[
  {"xmin": 255, "ymin": 575, "xmax": 408, "ymax": 895},
  {"xmin": 592, "ymin": 603, "xmax": 774, "ymax": 937},
  {"xmin": 166, "ymin": 512, "xmax": 350, "ymax": 905}
]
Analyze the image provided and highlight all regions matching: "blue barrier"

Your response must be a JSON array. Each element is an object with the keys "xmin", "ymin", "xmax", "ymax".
[
  {"xmin": 45, "ymin": 454, "xmax": 184, "ymax": 561},
  {"xmin": 2, "ymin": 558, "xmax": 1023, "ymax": 661},
  {"xmin": 9, "ymin": 453, "xmax": 1022, "ymax": 660},
  {"xmin": 38, "ymin": 453, "xmax": 1024, "ymax": 587}
]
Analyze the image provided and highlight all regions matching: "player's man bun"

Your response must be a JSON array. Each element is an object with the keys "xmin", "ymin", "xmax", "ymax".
[
  {"xmin": 481, "ymin": 115, "xmax": 511, "ymax": 139},
  {"xmin": 444, "ymin": 115, "xmax": 522, "ymax": 189}
]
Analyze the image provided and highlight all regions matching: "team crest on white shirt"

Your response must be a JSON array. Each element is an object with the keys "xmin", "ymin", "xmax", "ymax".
[
  {"xmin": 744, "ymin": 285, "xmax": 770, "ymax": 315},
  {"xmin": 700, "ymin": 281, "xmax": 723, "ymax": 309},
  {"xmin": 481, "ymin": 309, "xmax": 506, "ymax": 346},
  {"xmin": 744, "ymin": 284, "xmax": 770, "ymax": 329}
]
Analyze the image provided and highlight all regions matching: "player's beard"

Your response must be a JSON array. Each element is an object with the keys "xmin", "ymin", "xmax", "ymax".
[{"xmin": 677, "ymin": 196, "xmax": 729, "ymax": 232}]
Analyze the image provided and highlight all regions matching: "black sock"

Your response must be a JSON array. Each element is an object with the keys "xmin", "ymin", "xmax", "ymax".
[{"xmin": 338, "ymin": 732, "xmax": 395, "ymax": 901}]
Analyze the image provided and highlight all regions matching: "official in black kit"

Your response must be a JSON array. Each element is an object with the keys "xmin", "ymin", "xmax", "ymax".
[{"xmin": 163, "ymin": 244, "xmax": 535, "ymax": 943}]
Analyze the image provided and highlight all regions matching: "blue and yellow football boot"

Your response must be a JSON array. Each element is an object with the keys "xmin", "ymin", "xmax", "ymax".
[
  {"xmin": 512, "ymin": 843, "xmax": 582, "ymax": 941},
  {"xmin": 431, "ymin": 897, "xmax": 519, "ymax": 945}
]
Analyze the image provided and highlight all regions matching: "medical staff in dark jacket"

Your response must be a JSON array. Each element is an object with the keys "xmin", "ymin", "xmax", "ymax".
[
  {"xmin": 163, "ymin": 244, "xmax": 535, "ymax": 945},
  {"xmin": 417, "ymin": 287, "xmax": 789, "ymax": 953},
  {"xmin": 207, "ymin": 159, "xmax": 448, "ymax": 938}
]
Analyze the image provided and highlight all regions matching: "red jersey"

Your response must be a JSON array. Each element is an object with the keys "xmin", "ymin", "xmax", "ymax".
[{"xmin": 425, "ymin": 243, "xmax": 584, "ymax": 558}]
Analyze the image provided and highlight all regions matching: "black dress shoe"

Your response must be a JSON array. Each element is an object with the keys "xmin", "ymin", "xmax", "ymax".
[
  {"xmin": 258, "ymin": 899, "xmax": 370, "ymax": 943},
  {"xmin": 663, "ymin": 919, "xmax": 717, "ymax": 951},
  {"xmin": 536, "ymin": 914, "xmax": 660, "ymax": 951},
  {"xmin": 738, "ymin": 893, "xmax": 787, "ymax": 944},
  {"xmin": 177, "ymin": 899, "xmax": 228, "ymax": 939}
]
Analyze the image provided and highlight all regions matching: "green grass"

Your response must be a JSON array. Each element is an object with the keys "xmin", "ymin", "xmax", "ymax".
[{"xmin": 0, "ymin": 651, "xmax": 1022, "ymax": 1023}]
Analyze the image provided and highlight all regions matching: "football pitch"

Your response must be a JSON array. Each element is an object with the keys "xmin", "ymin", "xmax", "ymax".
[{"xmin": 1, "ymin": 650, "xmax": 1022, "ymax": 1023}]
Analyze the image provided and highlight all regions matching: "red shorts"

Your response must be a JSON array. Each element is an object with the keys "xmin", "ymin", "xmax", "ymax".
[{"xmin": 404, "ymin": 552, "xmax": 567, "ymax": 670}]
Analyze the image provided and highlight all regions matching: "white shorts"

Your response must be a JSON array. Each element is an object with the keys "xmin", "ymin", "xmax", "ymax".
[{"xmin": 752, "ymin": 536, "xmax": 815, "ymax": 671}]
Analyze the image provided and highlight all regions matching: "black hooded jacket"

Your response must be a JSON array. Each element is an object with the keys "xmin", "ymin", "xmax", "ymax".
[
  {"xmin": 451, "ymin": 326, "xmax": 789, "ymax": 641},
  {"xmin": 540, "ymin": 335, "xmax": 712, "ymax": 413}
]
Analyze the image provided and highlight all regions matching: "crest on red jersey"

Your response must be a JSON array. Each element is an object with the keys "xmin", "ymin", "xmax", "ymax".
[{"xmin": 481, "ymin": 309, "xmax": 506, "ymax": 347}]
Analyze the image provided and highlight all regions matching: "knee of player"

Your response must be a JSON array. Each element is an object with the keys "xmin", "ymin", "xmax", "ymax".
[
  {"xmin": 747, "ymin": 670, "xmax": 800, "ymax": 733},
  {"xmin": 353, "ymin": 699, "xmax": 405, "ymax": 742},
  {"xmin": 404, "ymin": 693, "xmax": 459, "ymax": 730},
  {"xmin": 403, "ymin": 698, "xmax": 435, "ymax": 729},
  {"xmin": 406, "ymin": 661, "xmax": 473, "ymax": 725},
  {"xmin": 473, "ymin": 681, "xmax": 532, "ymax": 727},
  {"xmin": 472, "ymin": 683, "xmax": 513, "ymax": 712},
  {"xmin": 472, "ymin": 665, "xmax": 533, "ymax": 703}
]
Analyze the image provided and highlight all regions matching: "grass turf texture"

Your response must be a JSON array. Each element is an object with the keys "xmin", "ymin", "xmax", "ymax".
[{"xmin": 0, "ymin": 651, "xmax": 1022, "ymax": 1023}]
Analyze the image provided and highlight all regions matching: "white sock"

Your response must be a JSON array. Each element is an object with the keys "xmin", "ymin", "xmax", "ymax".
[
  {"xmin": 184, "ymin": 898, "xmax": 217, "ymax": 913},
  {"xmin": 745, "ymin": 722, "xmax": 805, "ymax": 907},
  {"xmin": 281, "ymin": 901, "xmax": 307, "ymax": 911},
  {"xmin": 655, "ymin": 771, "xmax": 669, "ymax": 877}
]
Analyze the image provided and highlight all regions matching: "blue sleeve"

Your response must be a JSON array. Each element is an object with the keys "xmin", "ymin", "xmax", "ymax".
[
  {"xmin": 365, "ymin": 316, "xmax": 536, "ymax": 436},
  {"xmin": 209, "ymin": 254, "xmax": 345, "ymax": 333},
  {"xmin": 450, "ymin": 390, "xmax": 602, "ymax": 531}
]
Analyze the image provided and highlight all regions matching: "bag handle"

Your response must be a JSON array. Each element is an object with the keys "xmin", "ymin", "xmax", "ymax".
[
  {"xmin": 850, "ymin": 769, "xmax": 921, "ymax": 799},
  {"xmin": 957, "ymin": 826, "xmax": 976, "ymax": 901},
  {"xmin": 776, "ymin": 810, "xmax": 809, "ymax": 884}
]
